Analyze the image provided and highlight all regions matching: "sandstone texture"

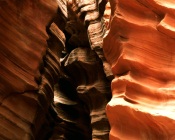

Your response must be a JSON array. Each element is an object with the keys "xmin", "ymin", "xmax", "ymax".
[
  {"xmin": 1, "ymin": 0, "xmax": 175, "ymax": 139},
  {"xmin": 0, "ymin": 0, "xmax": 112, "ymax": 139},
  {"xmin": 103, "ymin": 0, "xmax": 175, "ymax": 139},
  {"xmin": 0, "ymin": 0, "xmax": 59, "ymax": 139},
  {"xmin": 50, "ymin": 1, "xmax": 112, "ymax": 139}
]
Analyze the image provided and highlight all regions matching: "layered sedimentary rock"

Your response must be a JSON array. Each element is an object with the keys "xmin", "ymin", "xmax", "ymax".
[
  {"xmin": 64, "ymin": 47, "xmax": 111, "ymax": 139},
  {"xmin": 0, "ymin": 0, "xmax": 59, "ymax": 100},
  {"xmin": 67, "ymin": 0, "xmax": 113, "ymax": 80},
  {"xmin": 50, "ymin": 1, "xmax": 112, "ymax": 139},
  {"xmin": 50, "ymin": 48, "xmax": 111, "ymax": 140},
  {"xmin": 104, "ymin": 0, "xmax": 175, "ymax": 139},
  {"xmin": 0, "ymin": 1, "xmax": 67, "ymax": 139},
  {"xmin": 0, "ymin": 0, "xmax": 112, "ymax": 139},
  {"xmin": 0, "ymin": 0, "xmax": 63, "ymax": 139}
]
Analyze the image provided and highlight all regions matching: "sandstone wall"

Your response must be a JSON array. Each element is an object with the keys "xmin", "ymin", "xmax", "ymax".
[{"xmin": 103, "ymin": 0, "xmax": 175, "ymax": 139}]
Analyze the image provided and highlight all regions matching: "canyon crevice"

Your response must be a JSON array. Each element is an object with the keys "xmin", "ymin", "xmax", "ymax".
[{"xmin": 0, "ymin": 0, "xmax": 175, "ymax": 140}]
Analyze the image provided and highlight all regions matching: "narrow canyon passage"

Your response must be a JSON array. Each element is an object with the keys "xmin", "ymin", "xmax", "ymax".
[
  {"xmin": 0, "ymin": 0, "xmax": 111, "ymax": 139},
  {"xmin": 0, "ymin": 0, "xmax": 175, "ymax": 140}
]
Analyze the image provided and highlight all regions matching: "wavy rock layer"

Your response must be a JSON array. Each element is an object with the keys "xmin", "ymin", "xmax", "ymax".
[
  {"xmin": 67, "ymin": 0, "xmax": 113, "ymax": 80},
  {"xmin": 103, "ymin": 0, "xmax": 175, "ymax": 139},
  {"xmin": 0, "ymin": 0, "xmax": 112, "ymax": 140},
  {"xmin": 64, "ymin": 47, "xmax": 111, "ymax": 139},
  {"xmin": 0, "ymin": 0, "xmax": 61, "ymax": 139},
  {"xmin": 1, "ymin": 0, "xmax": 112, "ymax": 139},
  {"xmin": 49, "ymin": 1, "xmax": 112, "ymax": 139}
]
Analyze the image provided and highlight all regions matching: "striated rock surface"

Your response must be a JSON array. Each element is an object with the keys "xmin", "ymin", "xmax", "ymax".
[
  {"xmin": 103, "ymin": 0, "xmax": 175, "ymax": 139},
  {"xmin": 49, "ymin": 1, "xmax": 112, "ymax": 139},
  {"xmin": 0, "ymin": 0, "xmax": 112, "ymax": 139},
  {"xmin": 0, "ymin": 0, "xmax": 58, "ymax": 94},
  {"xmin": 67, "ymin": 0, "xmax": 113, "ymax": 80},
  {"xmin": 0, "ymin": 0, "xmax": 61, "ymax": 139},
  {"xmin": 64, "ymin": 47, "xmax": 111, "ymax": 139}
]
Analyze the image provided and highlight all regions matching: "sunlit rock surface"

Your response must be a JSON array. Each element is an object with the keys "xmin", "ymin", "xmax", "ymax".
[
  {"xmin": 67, "ymin": 0, "xmax": 113, "ymax": 80},
  {"xmin": 103, "ymin": 0, "xmax": 175, "ymax": 139},
  {"xmin": 2, "ymin": 0, "xmax": 174, "ymax": 139}
]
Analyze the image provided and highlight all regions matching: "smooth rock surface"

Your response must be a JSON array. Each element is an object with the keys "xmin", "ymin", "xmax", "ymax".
[{"xmin": 103, "ymin": 0, "xmax": 175, "ymax": 139}]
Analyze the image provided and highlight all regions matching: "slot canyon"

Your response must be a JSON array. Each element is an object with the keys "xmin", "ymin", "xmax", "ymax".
[{"xmin": 0, "ymin": 0, "xmax": 175, "ymax": 140}]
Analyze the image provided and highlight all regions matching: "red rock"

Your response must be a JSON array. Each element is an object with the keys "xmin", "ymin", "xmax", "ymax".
[
  {"xmin": 0, "ymin": 0, "xmax": 60, "ymax": 139},
  {"xmin": 0, "ymin": 0, "xmax": 58, "ymax": 94},
  {"xmin": 0, "ymin": 0, "xmax": 112, "ymax": 139},
  {"xmin": 103, "ymin": 0, "xmax": 175, "ymax": 139}
]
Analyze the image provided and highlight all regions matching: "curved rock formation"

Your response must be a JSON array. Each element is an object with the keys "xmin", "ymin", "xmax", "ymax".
[
  {"xmin": 103, "ymin": 0, "xmax": 175, "ymax": 139},
  {"xmin": 0, "ymin": 0, "xmax": 112, "ymax": 139},
  {"xmin": 67, "ymin": 0, "xmax": 113, "ymax": 80},
  {"xmin": 0, "ymin": 0, "xmax": 60, "ymax": 139},
  {"xmin": 49, "ymin": 1, "xmax": 112, "ymax": 139},
  {"xmin": 3, "ymin": 0, "xmax": 175, "ymax": 139},
  {"xmin": 64, "ymin": 47, "xmax": 111, "ymax": 139}
]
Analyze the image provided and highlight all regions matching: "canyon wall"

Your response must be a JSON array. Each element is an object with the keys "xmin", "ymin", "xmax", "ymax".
[
  {"xmin": 0, "ymin": 0, "xmax": 111, "ymax": 139},
  {"xmin": 0, "ymin": 0, "xmax": 59, "ymax": 139},
  {"xmin": 104, "ymin": 0, "xmax": 175, "ymax": 139},
  {"xmin": 1, "ymin": 0, "xmax": 175, "ymax": 139}
]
